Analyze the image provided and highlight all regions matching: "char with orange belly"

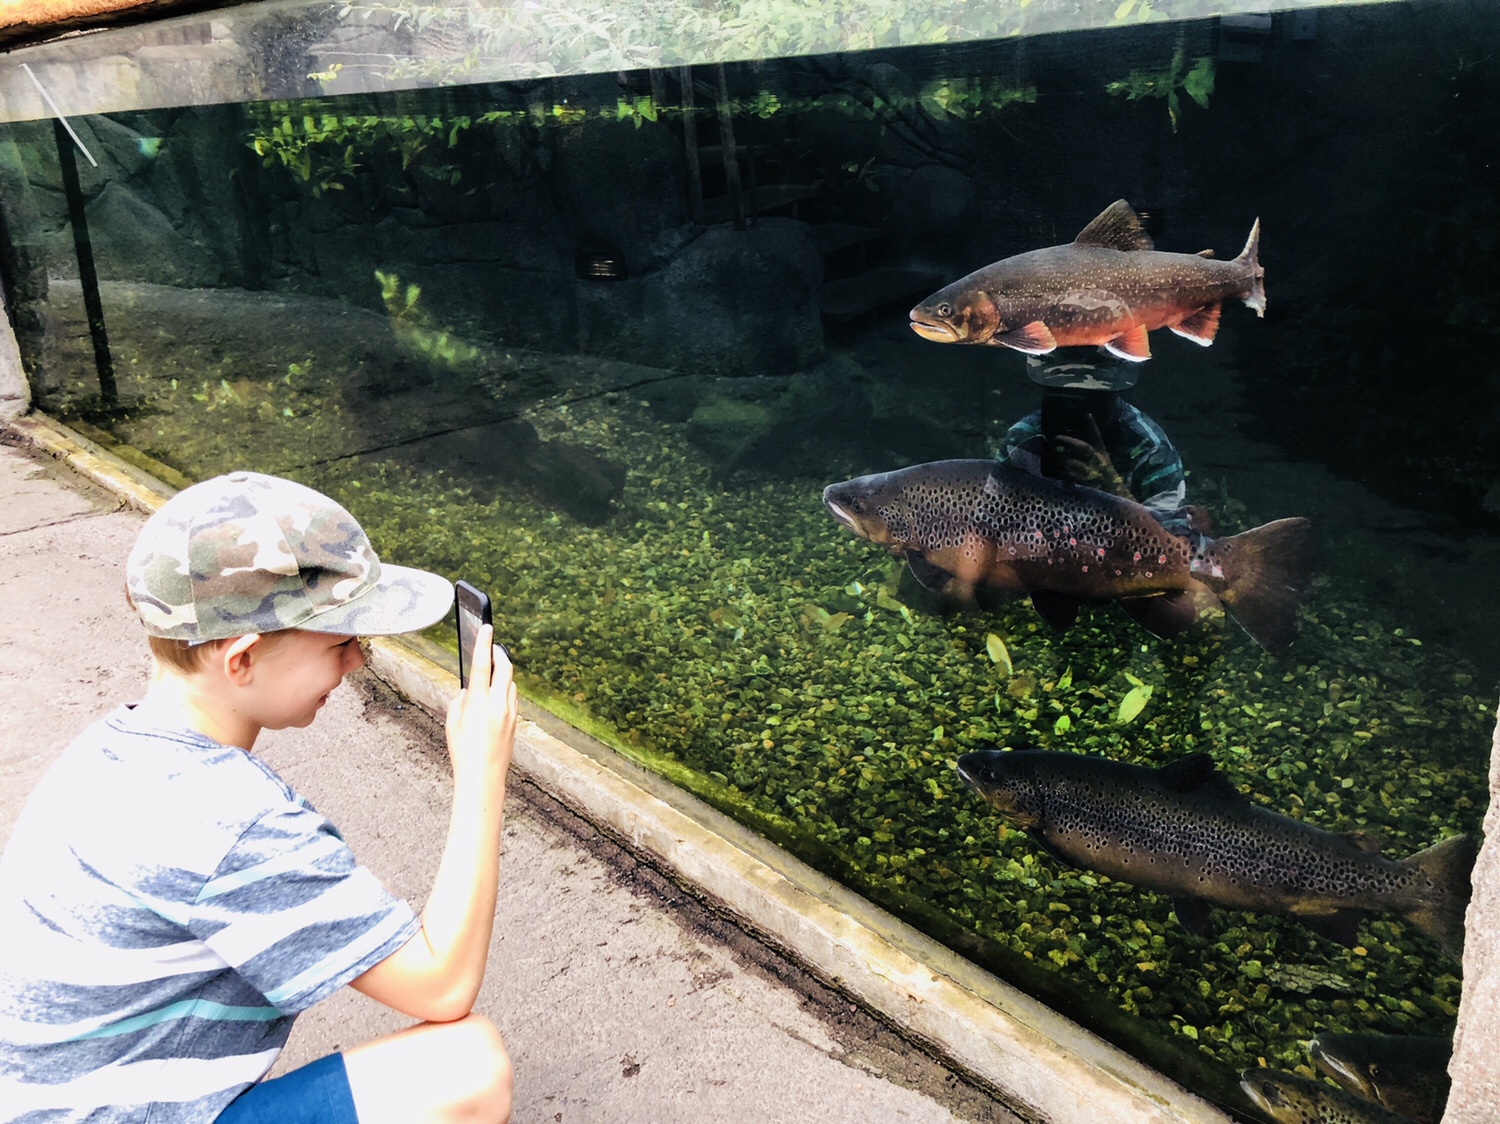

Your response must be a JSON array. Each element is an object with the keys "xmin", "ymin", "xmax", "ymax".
[{"xmin": 908, "ymin": 200, "xmax": 1265, "ymax": 362}]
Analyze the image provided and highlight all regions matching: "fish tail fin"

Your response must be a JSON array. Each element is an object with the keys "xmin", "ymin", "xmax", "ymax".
[
  {"xmin": 1203, "ymin": 516, "xmax": 1313, "ymax": 653},
  {"xmin": 1235, "ymin": 217, "xmax": 1266, "ymax": 317},
  {"xmin": 1401, "ymin": 833, "xmax": 1479, "ymax": 961}
]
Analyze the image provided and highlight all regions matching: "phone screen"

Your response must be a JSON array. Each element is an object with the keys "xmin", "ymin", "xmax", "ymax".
[{"xmin": 455, "ymin": 580, "xmax": 493, "ymax": 689}]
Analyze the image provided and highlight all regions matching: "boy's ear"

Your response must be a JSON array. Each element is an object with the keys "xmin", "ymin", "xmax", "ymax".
[{"xmin": 221, "ymin": 634, "xmax": 262, "ymax": 684}]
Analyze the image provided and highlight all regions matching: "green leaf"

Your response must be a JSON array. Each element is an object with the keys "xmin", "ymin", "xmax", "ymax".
[
  {"xmin": 1054, "ymin": 714, "xmax": 1072, "ymax": 735},
  {"xmin": 1114, "ymin": 0, "xmax": 1136, "ymax": 18},
  {"xmin": 1058, "ymin": 665, "xmax": 1073, "ymax": 691},
  {"xmin": 1118, "ymin": 684, "xmax": 1153, "ymax": 724},
  {"xmin": 1183, "ymin": 57, "xmax": 1216, "ymax": 108},
  {"xmin": 986, "ymin": 633, "xmax": 1013, "ymax": 675}
]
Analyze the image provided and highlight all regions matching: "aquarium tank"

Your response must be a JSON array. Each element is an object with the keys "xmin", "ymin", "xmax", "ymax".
[{"xmin": 0, "ymin": 1, "xmax": 1494, "ymax": 1119}]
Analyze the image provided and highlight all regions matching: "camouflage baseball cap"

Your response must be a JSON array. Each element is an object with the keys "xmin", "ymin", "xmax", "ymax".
[{"xmin": 126, "ymin": 471, "xmax": 453, "ymax": 642}]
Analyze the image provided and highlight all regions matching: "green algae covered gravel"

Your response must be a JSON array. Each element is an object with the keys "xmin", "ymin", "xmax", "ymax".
[{"xmin": 76, "ymin": 362, "xmax": 1491, "ymax": 1105}]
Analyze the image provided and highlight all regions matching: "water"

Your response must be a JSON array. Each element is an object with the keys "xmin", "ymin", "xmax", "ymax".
[{"xmin": 2, "ymin": 3, "xmax": 1495, "ymax": 1118}]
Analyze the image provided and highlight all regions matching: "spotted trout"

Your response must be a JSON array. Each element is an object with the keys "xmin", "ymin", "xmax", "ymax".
[
  {"xmin": 908, "ymin": 200, "xmax": 1264, "ymax": 362},
  {"xmin": 822, "ymin": 458, "xmax": 1312, "ymax": 652},
  {"xmin": 1308, "ymin": 1033, "xmax": 1451, "ymax": 1124},
  {"xmin": 1240, "ymin": 1068, "xmax": 1423, "ymax": 1124},
  {"xmin": 954, "ymin": 750, "xmax": 1476, "ymax": 961}
]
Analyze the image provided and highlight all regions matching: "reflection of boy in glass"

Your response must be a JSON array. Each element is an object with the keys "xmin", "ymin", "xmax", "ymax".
[{"xmin": 995, "ymin": 355, "xmax": 1194, "ymax": 534}]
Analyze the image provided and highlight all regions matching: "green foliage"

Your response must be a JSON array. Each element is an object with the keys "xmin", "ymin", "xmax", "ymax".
[
  {"xmin": 920, "ymin": 76, "xmax": 1038, "ymax": 119},
  {"xmin": 1105, "ymin": 41, "xmax": 1215, "ymax": 132},
  {"xmin": 243, "ymin": 72, "xmax": 1039, "ymax": 197},
  {"xmin": 246, "ymin": 105, "xmax": 505, "ymax": 193},
  {"xmin": 333, "ymin": 0, "xmax": 1038, "ymax": 80},
  {"xmin": 1116, "ymin": 671, "xmax": 1154, "ymax": 724},
  {"xmin": 374, "ymin": 268, "xmax": 485, "ymax": 372}
]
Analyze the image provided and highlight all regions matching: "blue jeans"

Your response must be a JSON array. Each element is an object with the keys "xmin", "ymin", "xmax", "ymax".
[{"xmin": 217, "ymin": 1053, "xmax": 358, "ymax": 1123}]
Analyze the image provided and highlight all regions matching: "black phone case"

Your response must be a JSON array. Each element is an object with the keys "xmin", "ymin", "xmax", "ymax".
[{"xmin": 455, "ymin": 580, "xmax": 492, "ymax": 689}]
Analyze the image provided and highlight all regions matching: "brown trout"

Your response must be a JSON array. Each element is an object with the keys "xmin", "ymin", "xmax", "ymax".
[
  {"xmin": 822, "ymin": 458, "xmax": 1311, "ymax": 652},
  {"xmin": 1240, "ymin": 1068, "xmax": 1424, "ymax": 1124},
  {"xmin": 1308, "ymin": 1033, "xmax": 1451, "ymax": 1124},
  {"xmin": 955, "ymin": 750, "xmax": 1476, "ymax": 960},
  {"xmin": 908, "ymin": 200, "xmax": 1264, "ymax": 362}
]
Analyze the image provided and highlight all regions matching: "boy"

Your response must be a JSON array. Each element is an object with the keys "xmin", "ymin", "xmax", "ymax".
[{"xmin": 0, "ymin": 471, "xmax": 517, "ymax": 1123}]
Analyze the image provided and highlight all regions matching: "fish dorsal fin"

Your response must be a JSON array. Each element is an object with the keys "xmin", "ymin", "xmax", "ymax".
[
  {"xmin": 1104, "ymin": 324, "xmax": 1151, "ymax": 362},
  {"xmin": 1158, "ymin": 753, "xmax": 1241, "ymax": 800},
  {"xmin": 1006, "ymin": 435, "xmax": 1048, "ymax": 477},
  {"xmin": 1181, "ymin": 504, "xmax": 1213, "ymax": 534},
  {"xmin": 1074, "ymin": 200, "xmax": 1155, "ymax": 252},
  {"xmin": 1197, "ymin": 249, "xmax": 1215, "ymax": 258}
]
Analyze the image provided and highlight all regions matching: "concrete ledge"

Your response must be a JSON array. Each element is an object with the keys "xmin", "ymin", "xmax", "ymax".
[{"xmin": 9, "ymin": 409, "xmax": 1231, "ymax": 1124}]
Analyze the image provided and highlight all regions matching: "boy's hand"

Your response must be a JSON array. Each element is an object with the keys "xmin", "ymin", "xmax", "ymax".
[
  {"xmin": 445, "ymin": 623, "xmax": 516, "ymax": 789},
  {"xmin": 359, "ymin": 623, "xmax": 515, "ymax": 1020}
]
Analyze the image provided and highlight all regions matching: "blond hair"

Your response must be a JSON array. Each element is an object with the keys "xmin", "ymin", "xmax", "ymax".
[{"xmin": 146, "ymin": 630, "xmax": 297, "ymax": 675}]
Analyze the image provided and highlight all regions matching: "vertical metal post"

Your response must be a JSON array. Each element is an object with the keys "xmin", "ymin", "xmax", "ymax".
[
  {"xmin": 713, "ymin": 64, "xmax": 745, "ymax": 231},
  {"xmin": 52, "ymin": 118, "xmax": 115, "ymax": 406},
  {"xmin": 678, "ymin": 66, "xmax": 702, "ymax": 225}
]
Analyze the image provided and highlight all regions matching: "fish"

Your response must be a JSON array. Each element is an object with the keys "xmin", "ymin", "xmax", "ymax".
[
  {"xmin": 822, "ymin": 457, "xmax": 1312, "ymax": 652},
  {"xmin": 1240, "ymin": 1068, "xmax": 1423, "ymax": 1124},
  {"xmin": 953, "ymin": 749, "xmax": 1477, "ymax": 960},
  {"xmin": 908, "ymin": 200, "xmax": 1264, "ymax": 361},
  {"xmin": 1307, "ymin": 1034, "xmax": 1451, "ymax": 1124}
]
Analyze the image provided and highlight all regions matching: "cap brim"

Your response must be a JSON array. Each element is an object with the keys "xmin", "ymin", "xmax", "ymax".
[{"xmin": 298, "ymin": 564, "xmax": 454, "ymax": 637}]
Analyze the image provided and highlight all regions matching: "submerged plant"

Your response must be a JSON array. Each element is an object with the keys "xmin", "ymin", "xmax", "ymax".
[
  {"xmin": 375, "ymin": 269, "xmax": 485, "ymax": 372},
  {"xmin": 1105, "ymin": 41, "xmax": 1215, "ymax": 132},
  {"xmin": 919, "ymin": 76, "xmax": 1038, "ymax": 119}
]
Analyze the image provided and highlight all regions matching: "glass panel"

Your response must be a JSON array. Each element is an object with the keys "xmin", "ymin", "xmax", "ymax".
[
  {"xmin": 1, "ymin": 2, "xmax": 1489, "ymax": 1119},
  {"xmin": 0, "ymin": 0, "xmax": 1389, "ymax": 122}
]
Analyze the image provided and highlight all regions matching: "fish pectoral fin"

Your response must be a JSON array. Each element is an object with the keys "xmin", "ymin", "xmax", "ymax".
[
  {"xmin": 1301, "ymin": 909, "xmax": 1366, "ymax": 949},
  {"xmin": 1103, "ymin": 324, "xmax": 1151, "ymax": 362},
  {"xmin": 991, "ymin": 321, "xmax": 1057, "ymax": 355},
  {"xmin": 1170, "ymin": 303, "xmax": 1222, "ymax": 347},
  {"xmin": 906, "ymin": 552, "xmax": 955, "ymax": 592},
  {"xmin": 1073, "ymin": 199, "xmax": 1155, "ymax": 252},
  {"xmin": 1120, "ymin": 590, "xmax": 1201, "ymax": 640},
  {"xmin": 1171, "ymin": 896, "xmax": 1215, "ymax": 938},
  {"xmin": 1026, "ymin": 589, "xmax": 1082, "ymax": 632},
  {"xmin": 1027, "ymin": 831, "xmax": 1075, "ymax": 868}
]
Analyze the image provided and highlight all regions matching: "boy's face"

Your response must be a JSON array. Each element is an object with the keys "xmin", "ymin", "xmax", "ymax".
[{"xmin": 241, "ymin": 630, "xmax": 367, "ymax": 731}]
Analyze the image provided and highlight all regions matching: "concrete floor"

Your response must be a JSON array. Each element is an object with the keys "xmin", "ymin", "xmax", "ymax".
[{"xmin": 0, "ymin": 432, "xmax": 1021, "ymax": 1124}]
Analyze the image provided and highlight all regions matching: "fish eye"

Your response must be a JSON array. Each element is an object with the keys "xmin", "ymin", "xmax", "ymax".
[{"xmin": 936, "ymin": 302, "xmax": 953, "ymax": 318}]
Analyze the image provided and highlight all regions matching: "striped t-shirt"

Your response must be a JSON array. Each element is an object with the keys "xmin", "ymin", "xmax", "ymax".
[{"xmin": 0, "ymin": 702, "xmax": 420, "ymax": 1122}]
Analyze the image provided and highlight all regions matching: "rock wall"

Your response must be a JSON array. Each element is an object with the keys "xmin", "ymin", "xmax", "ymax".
[{"xmin": 1444, "ymin": 703, "xmax": 1500, "ymax": 1122}]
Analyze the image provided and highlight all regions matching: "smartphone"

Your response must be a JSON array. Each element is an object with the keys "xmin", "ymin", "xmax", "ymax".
[
  {"xmin": 455, "ymin": 580, "xmax": 493, "ymax": 689},
  {"xmin": 1039, "ymin": 389, "xmax": 1095, "ymax": 443}
]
